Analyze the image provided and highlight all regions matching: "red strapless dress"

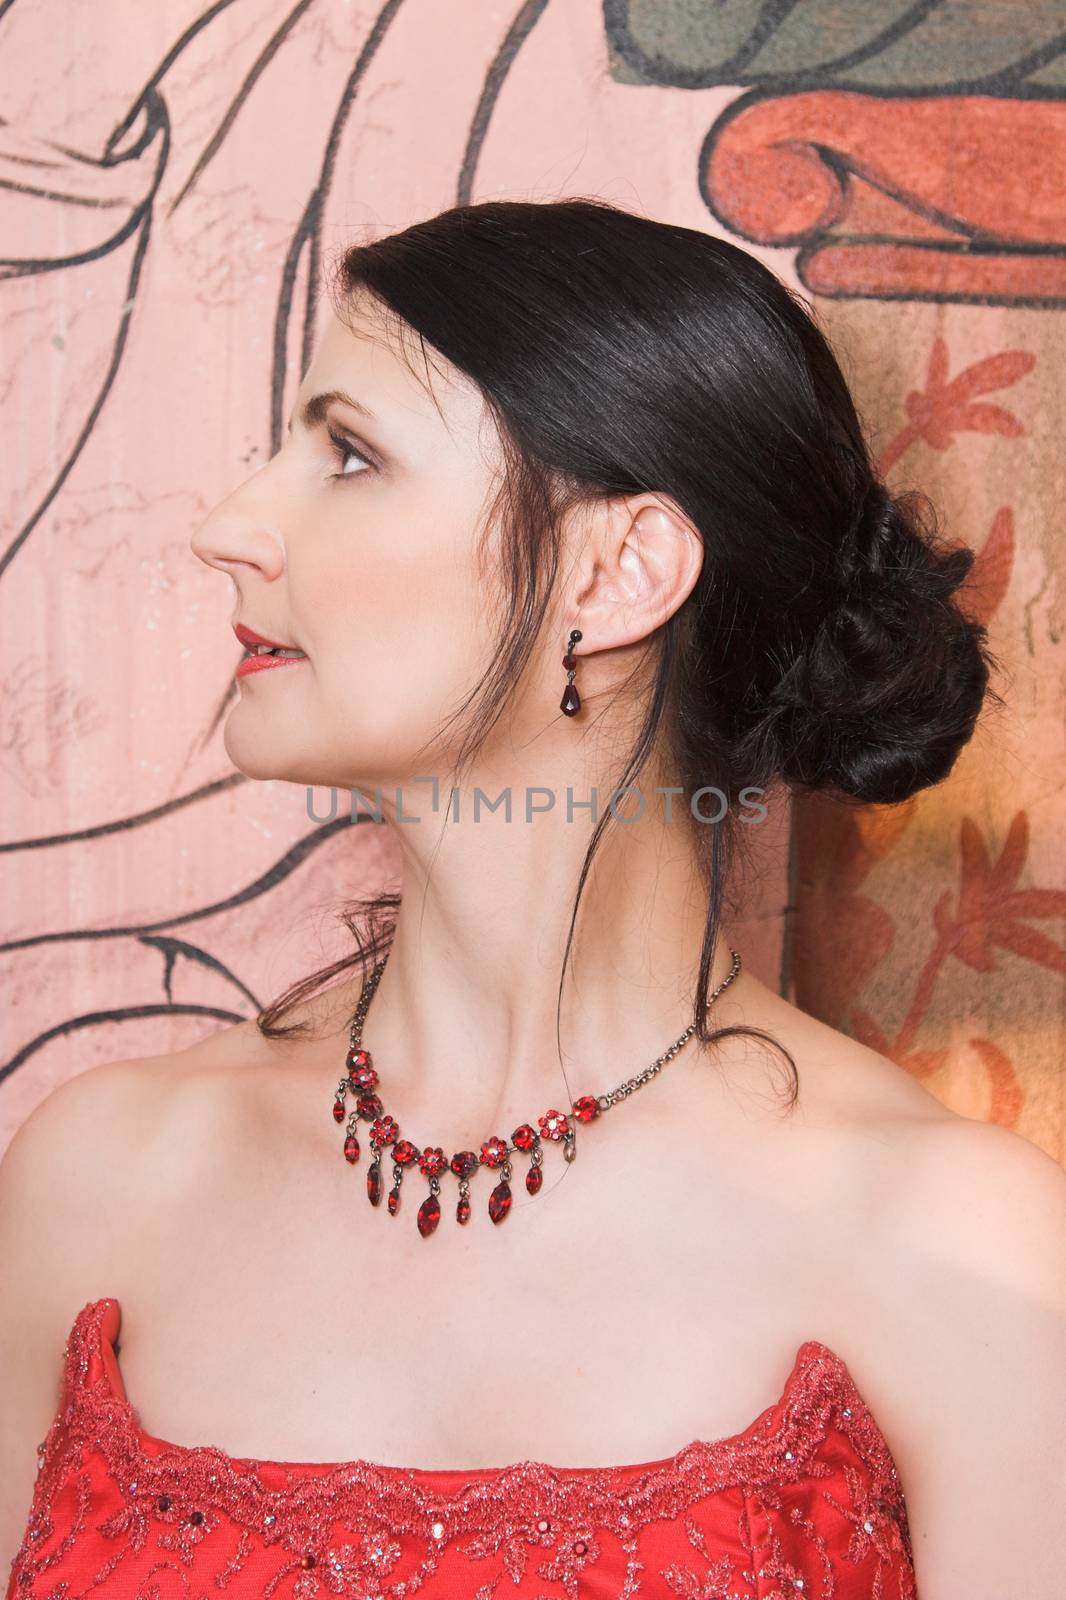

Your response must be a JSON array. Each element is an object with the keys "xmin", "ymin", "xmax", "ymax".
[{"xmin": 6, "ymin": 1298, "xmax": 917, "ymax": 1598}]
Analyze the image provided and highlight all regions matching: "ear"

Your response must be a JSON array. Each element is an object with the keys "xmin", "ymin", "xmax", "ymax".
[{"xmin": 565, "ymin": 493, "xmax": 704, "ymax": 653}]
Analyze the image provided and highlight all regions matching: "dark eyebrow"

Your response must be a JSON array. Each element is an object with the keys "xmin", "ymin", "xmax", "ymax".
[{"xmin": 288, "ymin": 389, "xmax": 378, "ymax": 432}]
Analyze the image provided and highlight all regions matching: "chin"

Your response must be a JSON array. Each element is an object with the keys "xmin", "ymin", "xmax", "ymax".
[{"xmin": 222, "ymin": 717, "xmax": 306, "ymax": 783}]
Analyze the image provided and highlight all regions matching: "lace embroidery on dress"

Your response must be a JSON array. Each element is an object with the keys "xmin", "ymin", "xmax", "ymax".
[{"xmin": 8, "ymin": 1297, "xmax": 918, "ymax": 1599}]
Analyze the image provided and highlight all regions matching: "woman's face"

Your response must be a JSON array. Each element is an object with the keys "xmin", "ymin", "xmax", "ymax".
[{"xmin": 191, "ymin": 293, "xmax": 509, "ymax": 790}]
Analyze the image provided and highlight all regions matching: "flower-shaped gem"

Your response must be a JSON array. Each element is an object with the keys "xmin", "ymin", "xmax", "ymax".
[
  {"xmin": 538, "ymin": 1109, "xmax": 570, "ymax": 1141},
  {"xmin": 370, "ymin": 1115, "xmax": 400, "ymax": 1149}
]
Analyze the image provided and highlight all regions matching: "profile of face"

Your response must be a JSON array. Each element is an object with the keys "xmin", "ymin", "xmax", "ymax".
[{"xmin": 190, "ymin": 291, "xmax": 513, "ymax": 793}]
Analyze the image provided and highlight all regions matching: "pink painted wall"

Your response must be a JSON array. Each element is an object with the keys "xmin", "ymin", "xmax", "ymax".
[{"xmin": 2, "ymin": 1, "xmax": 1063, "ymax": 1163}]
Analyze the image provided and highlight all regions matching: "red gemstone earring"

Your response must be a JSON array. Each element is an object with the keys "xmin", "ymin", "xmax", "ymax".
[{"xmin": 560, "ymin": 627, "xmax": 582, "ymax": 716}]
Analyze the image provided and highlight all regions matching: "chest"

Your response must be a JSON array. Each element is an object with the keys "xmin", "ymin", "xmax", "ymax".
[{"xmin": 107, "ymin": 1114, "xmax": 877, "ymax": 1471}]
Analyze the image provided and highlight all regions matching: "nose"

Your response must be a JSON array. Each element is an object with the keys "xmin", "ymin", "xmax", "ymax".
[{"xmin": 190, "ymin": 463, "xmax": 288, "ymax": 583}]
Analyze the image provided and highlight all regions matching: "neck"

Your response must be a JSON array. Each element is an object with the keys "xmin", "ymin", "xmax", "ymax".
[{"xmin": 317, "ymin": 758, "xmax": 745, "ymax": 1151}]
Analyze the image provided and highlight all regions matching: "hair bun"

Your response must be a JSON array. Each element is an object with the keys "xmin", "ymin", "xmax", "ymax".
[{"xmin": 763, "ymin": 484, "xmax": 994, "ymax": 805}]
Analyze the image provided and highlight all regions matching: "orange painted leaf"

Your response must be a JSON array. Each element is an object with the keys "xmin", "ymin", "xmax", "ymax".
[
  {"xmin": 969, "ymin": 1038, "xmax": 1024, "ymax": 1129},
  {"xmin": 959, "ymin": 507, "xmax": 1014, "ymax": 627}
]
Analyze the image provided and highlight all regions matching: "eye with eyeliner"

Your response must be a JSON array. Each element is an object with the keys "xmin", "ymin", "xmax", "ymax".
[{"xmin": 327, "ymin": 426, "xmax": 375, "ymax": 480}]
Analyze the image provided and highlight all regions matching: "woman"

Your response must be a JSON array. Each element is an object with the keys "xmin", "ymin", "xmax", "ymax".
[{"xmin": 2, "ymin": 198, "xmax": 1064, "ymax": 1599}]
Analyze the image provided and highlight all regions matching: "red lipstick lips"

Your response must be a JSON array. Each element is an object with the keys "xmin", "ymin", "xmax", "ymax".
[{"xmin": 233, "ymin": 622, "xmax": 308, "ymax": 679}]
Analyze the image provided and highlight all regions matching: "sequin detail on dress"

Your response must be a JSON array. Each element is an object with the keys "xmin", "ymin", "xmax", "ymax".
[{"xmin": 7, "ymin": 1298, "xmax": 917, "ymax": 1599}]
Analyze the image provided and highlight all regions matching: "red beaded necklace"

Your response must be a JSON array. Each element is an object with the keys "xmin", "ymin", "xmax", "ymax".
[{"xmin": 331, "ymin": 945, "xmax": 743, "ymax": 1236}]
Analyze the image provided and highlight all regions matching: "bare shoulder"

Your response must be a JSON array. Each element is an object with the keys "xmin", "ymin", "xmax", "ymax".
[
  {"xmin": 878, "ymin": 1107, "xmax": 1066, "ymax": 1320},
  {"xmin": 0, "ymin": 1019, "xmax": 273, "ymax": 1463},
  {"xmin": 888, "ymin": 1109, "xmax": 1066, "ymax": 1342},
  {"xmin": 0, "ymin": 967, "xmax": 359, "ymax": 1245},
  {"xmin": 0, "ymin": 1022, "xmax": 242, "ymax": 1542},
  {"xmin": 0, "ymin": 1009, "xmax": 292, "ymax": 1308},
  {"xmin": 786, "ymin": 996, "xmax": 1066, "ymax": 1324},
  {"xmin": 723, "ymin": 968, "xmax": 958, "ymax": 1137},
  {"xmin": 896, "ymin": 1107, "xmax": 1066, "ymax": 1223},
  {"xmin": 0, "ymin": 975, "xmax": 357, "ymax": 1262},
  {"xmin": 1, "ymin": 1050, "xmax": 168, "ymax": 1229},
  {"xmin": 0, "ymin": 1043, "xmax": 207, "ymax": 1315},
  {"xmin": 770, "ymin": 1001, "xmax": 1066, "ymax": 1589},
  {"xmin": 862, "ymin": 1107, "xmax": 1066, "ymax": 1594}
]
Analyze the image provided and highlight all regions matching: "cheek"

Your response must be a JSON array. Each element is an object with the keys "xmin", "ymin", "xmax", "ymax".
[
  {"xmin": 296, "ymin": 492, "xmax": 492, "ymax": 743},
  {"xmin": 300, "ymin": 483, "xmax": 483, "ymax": 618}
]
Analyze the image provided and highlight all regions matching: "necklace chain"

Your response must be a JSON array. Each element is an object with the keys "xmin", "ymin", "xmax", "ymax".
[{"xmin": 331, "ymin": 944, "xmax": 743, "ymax": 1234}]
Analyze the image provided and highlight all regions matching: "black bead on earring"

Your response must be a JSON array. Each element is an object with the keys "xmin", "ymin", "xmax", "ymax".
[{"xmin": 560, "ymin": 628, "xmax": 582, "ymax": 717}]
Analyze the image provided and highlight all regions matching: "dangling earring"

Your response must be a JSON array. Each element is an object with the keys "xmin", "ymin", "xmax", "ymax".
[{"xmin": 560, "ymin": 628, "xmax": 582, "ymax": 717}]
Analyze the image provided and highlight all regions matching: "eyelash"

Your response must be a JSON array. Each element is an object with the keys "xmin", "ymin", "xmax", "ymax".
[{"xmin": 326, "ymin": 427, "xmax": 374, "ymax": 480}]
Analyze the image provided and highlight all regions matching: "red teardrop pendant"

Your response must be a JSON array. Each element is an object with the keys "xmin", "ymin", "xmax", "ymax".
[
  {"xmin": 343, "ymin": 1133, "xmax": 360, "ymax": 1164},
  {"xmin": 560, "ymin": 684, "xmax": 580, "ymax": 716},
  {"xmin": 488, "ymin": 1179, "xmax": 512, "ymax": 1224},
  {"xmin": 456, "ymin": 1194, "xmax": 471, "ymax": 1225},
  {"xmin": 526, "ymin": 1164, "xmax": 543, "ymax": 1195},
  {"xmin": 367, "ymin": 1162, "xmax": 382, "ymax": 1205},
  {"xmin": 387, "ymin": 1185, "xmax": 401, "ymax": 1215},
  {"xmin": 417, "ymin": 1194, "xmax": 441, "ymax": 1237}
]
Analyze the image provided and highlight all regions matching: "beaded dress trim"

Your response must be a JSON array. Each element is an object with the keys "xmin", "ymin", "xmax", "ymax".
[{"xmin": 9, "ymin": 1297, "xmax": 918, "ymax": 1599}]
